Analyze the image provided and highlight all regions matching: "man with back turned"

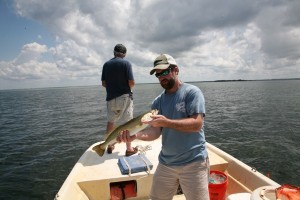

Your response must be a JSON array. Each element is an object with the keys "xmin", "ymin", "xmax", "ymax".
[{"xmin": 101, "ymin": 44, "xmax": 137, "ymax": 156}]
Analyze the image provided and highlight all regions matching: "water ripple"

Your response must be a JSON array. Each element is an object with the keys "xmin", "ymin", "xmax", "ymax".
[{"xmin": 0, "ymin": 81, "xmax": 299, "ymax": 199}]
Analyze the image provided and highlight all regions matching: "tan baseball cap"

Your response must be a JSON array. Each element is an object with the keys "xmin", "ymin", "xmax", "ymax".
[{"xmin": 150, "ymin": 54, "xmax": 177, "ymax": 75}]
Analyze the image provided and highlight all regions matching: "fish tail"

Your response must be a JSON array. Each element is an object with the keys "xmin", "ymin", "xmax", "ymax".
[{"xmin": 92, "ymin": 143, "xmax": 106, "ymax": 157}]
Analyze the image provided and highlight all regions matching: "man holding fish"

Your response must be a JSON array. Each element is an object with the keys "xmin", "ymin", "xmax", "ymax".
[{"xmin": 117, "ymin": 54, "xmax": 209, "ymax": 200}]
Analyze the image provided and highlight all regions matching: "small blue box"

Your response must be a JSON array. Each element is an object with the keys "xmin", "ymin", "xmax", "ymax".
[{"xmin": 118, "ymin": 154, "xmax": 153, "ymax": 175}]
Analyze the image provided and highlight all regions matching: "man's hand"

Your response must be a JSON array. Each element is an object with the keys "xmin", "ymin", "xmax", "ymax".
[
  {"xmin": 144, "ymin": 114, "xmax": 169, "ymax": 128},
  {"xmin": 117, "ymin": 130, "xmax": 137, "ymax": 143}
]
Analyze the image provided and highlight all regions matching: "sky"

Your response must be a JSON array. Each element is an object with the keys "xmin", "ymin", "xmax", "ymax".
[{"xmin": 1, "ymin": 0, "xmax": 300, "ymax": 90}]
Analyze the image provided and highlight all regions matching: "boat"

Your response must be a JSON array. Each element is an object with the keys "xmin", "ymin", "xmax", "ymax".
[{"xmin": 55, "ymin": 137, "xmax": 282, "ymax": 200}]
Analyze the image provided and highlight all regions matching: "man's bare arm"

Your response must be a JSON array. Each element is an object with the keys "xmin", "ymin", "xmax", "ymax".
[
  {"xmin": 145, "ymin": 113, "xmax": 204, "ymax": 133},
  {"xmin": 118, "ymin": 126, "xmax": 161, "ymax": 143},
  {"xmin": 128, "ymin": 80, "xmax": 135, "ymax": 89},
  {"xmin": 102, "ymin": 81, "xmax": 106, "ymax": 88}
]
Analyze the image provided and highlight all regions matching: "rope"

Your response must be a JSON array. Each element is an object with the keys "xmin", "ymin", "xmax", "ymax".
[
  {"xmin": 135, "ymin": 144, "xmax": 152, "ymax": 154},
  {"xmin": 122, "ymin": 144, "xmax": 153, "ymax": 176},
  {"xmin": 139, "ymin": 154, "xmax": 151, "ymax": 174},
  {"xmin": 122, "ymin": 157, "xmax": 132, "ymax": 176}
]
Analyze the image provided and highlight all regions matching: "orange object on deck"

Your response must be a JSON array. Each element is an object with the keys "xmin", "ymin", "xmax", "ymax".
[
  {"xmin": 276, "ymin": 184, "xmax": 300, "ymax": 200},
  {"xmin": 110, "ymin": 181, "xmax": 137, "ymax": 200},
  {"xmin": 209, "ymin": 170, "xmax": 228, "ymax": 200}
]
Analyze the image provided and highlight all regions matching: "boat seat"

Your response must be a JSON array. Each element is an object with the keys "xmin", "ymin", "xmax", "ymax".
[{"xmin": 208, "ymin": 149, "xmax": 228, "ymax": 171}]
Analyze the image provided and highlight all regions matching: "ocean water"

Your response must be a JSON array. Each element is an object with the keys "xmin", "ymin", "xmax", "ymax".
[{"xmin": 0, "ymin": 80, "xmax": 299, "ymax": 200}]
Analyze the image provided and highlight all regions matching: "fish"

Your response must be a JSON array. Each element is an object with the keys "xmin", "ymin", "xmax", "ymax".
[{"xmin": 92, "ymin": 109, "xmax": 159, "ymax": 156}]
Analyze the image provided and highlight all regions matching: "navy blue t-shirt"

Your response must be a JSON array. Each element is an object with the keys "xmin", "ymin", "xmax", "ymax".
[{"xmin": 101, "ymin": 57, "xmax": 134, "ymax": 101}]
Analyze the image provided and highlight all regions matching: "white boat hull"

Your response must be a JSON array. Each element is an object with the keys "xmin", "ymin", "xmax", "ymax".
[{"xmin": 55, "ymin": 137, "xmax": 280, "ymax": 200}]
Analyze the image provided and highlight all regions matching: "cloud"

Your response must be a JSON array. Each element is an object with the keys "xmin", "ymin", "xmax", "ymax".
[
  {"xmin": 0, "ymin": 41, "xmax": 103, "ymax": 82},
  {"xmin": 14, "ymin": 42, "xmax": 48, "ymax": 64},
  {"xmin": 1, "ymin": 0, "xmax": 299, "ymax": 89},
  {"xmin": 255, "ymin": 1, "xmax": 300, "ymax": 60},
  {"xmin": 0, "ymin": 42, "xmax": 60, "ymax": 80},
  {"xmin": 51, "ymin": 40, "xmax": 101, "ymax": 72}
]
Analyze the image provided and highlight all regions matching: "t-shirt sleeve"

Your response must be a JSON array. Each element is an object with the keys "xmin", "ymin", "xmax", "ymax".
[
  {"xmin": 126, "ymin": 62, "xmax": 134, "ymax": 80},
  {"xmin": 185, "ymin": 86, "xmax": 205, "ymax": 117}
]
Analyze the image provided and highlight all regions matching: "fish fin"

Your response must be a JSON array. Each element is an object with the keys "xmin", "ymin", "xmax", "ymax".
[{"xmin": 92, "ymin": 144, "xmax": 106, "ymax": 157}]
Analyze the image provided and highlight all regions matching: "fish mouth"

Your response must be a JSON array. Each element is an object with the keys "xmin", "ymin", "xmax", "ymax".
[
  {"xmin": 152, "ymin": 109, "xmax": 159, "ymax": 115},
  {"xmin": 142, "ymin": 109, "xmax": 158, "ymax": 122}
]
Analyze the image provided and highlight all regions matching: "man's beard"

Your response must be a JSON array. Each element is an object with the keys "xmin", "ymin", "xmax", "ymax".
[{"xmin": 160, "ymin": 78, "xmax": 175, "ymax": 90}]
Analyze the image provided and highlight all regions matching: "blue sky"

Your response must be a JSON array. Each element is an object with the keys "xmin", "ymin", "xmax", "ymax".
[
  {"xmin": 1, "ymin": 0, "xmax": 300, "ymax": 90},
  {"xmin": 0, "ymin": 1, "xmax": 53, "ymax": 60}
]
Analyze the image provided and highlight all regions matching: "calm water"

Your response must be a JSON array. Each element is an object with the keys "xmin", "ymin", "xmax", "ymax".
[{"xmin": 0, "ymin": 80, "xmax": 299, "ymax": 199}]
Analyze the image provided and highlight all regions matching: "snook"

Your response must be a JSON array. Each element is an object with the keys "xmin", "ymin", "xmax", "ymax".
[{"xmin": 93, "ymin": 109, "xmax": 159, "ymax": 156}]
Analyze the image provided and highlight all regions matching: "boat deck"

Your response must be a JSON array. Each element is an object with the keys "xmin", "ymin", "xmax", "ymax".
[
  {"xmin": 57, "ymin": 138, "xmax": 230, "ymax": 200},
  {"xmin": 56, "ymin": 137, "xmax": 279, "ymax": 200}
]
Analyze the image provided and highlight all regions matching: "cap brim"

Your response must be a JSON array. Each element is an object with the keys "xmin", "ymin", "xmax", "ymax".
[{"xmin": 150, "ymin": 64, "xmax": 170, "ymax": 75}]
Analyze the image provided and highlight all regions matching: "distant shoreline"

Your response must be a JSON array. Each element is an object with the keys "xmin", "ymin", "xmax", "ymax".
[
  {"xmin": 210, "ymin": 77, "xmax": 300, "ymax": 82},
  {"xmin": 1, "ymin": 78, "xmax": 299, "ymax": 91},
  {"xmin": 139, "ymin": 77, "xmax": 300, "ymax": 84}
]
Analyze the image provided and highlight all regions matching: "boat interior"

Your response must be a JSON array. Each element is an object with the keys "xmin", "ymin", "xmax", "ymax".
[{"xmin": 55, "ymin": 138, "xmax": 280, "ymax": 200}]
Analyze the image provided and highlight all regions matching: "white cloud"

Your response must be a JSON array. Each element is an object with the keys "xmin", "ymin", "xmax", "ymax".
[
  {"xmin": 0, "ymin": 43, "xmax": 60, "ymax": 80},
  {"xmin": 1, "ymin": 0, "xmax": 299, "ymax": 89},
  {"xmin": 14, "ymin": 42, "xmax": 48, "ymax": 64},
  {"xmin": 51, "ymin": 40, "xmax": 101, "ymax": 73}
]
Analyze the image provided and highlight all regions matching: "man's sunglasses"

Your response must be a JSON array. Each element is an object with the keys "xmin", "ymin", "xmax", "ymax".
[{"xmin": 155, "ymin": 67, "xmax": 173, "ymax": 78}]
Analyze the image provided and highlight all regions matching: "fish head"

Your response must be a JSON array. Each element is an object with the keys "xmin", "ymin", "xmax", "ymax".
[
  {"xmin": 151, "ymin": 109, "xmax": 159, "ymax": 115},
  {"xmin": 141, "ymin": 109, "xmax": 159, "ymax": 122}
]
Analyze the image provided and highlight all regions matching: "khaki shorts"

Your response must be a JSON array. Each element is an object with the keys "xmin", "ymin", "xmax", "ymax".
[
  {"xmin": 150, "ymin": 159, "xmax": 210, "ymax": 200},
  {"xmin": 107, "ymin": 94, "xmax": 133, "ymax": 124}
]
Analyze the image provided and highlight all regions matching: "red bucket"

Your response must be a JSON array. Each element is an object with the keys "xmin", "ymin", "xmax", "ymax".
[{"xmin": 209, "ymin": 170, "xmax": 228, "ymax": 200}]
